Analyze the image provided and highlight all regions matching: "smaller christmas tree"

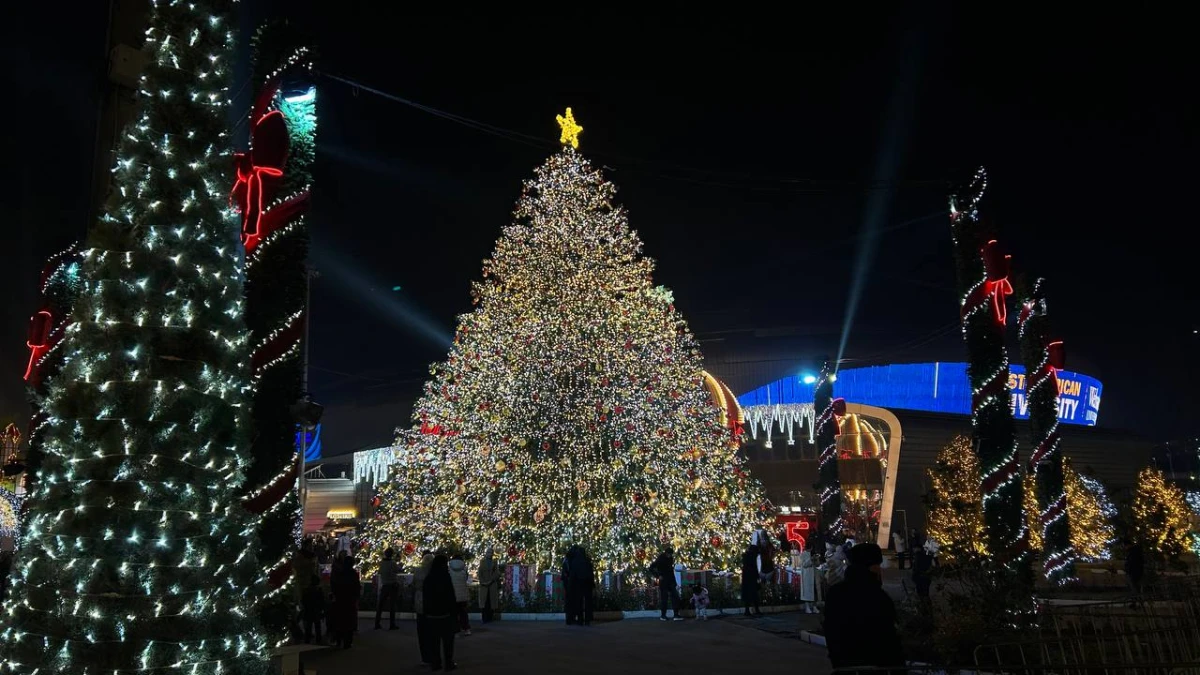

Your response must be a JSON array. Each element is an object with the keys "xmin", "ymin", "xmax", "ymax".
[
  {"xmin": 924, "ymin": 435, "xmax": 988, "ymax": 564},
  {"xmin": 1024, "ymin": 471, "xmax": 1043, "ymax": 552},
  {"xmin": 1063, "ymin": 460, "xmax": 1116, "ymax": 561},
  {"xmin": 813, "ymin": 358, "xmax": 844, "ymax": 541},
  {"xmin": 1131, "ymin": 467, "xmax": 1192, "ymax": 563}
]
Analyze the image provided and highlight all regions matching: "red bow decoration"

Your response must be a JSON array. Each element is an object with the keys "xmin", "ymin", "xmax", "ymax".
[
  {"xmin": 964, "ymin": 239, "xmax": 1013, "ymax": 325},
  {"xmin": 231, "ymin": 83, "xmax": 288, "ymax": 250},
  {"xmin": 981, "ymin": 239, "xmax": 1013, "ymax": 324},
  {"xmin": 1047, "ymin": 340, "xmax": 1066, "ymax": 371},
  {"xmin": 24, "ymin": 310, "xmax": 54, "ymax": 381}
]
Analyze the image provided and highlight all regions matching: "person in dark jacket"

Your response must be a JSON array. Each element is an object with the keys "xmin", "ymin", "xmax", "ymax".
[
  {"xmin": 741, "ymin": 543, "xmax": 762, "ymax": 616},
  {"xmin": 563, "ymin": 545, "xmax": 596, "ymax": 626},
  {"xmin": 423, "ymin": 555, "xmax": 459, "ymax": 671},
  {"xmin": 911, "ymin": 546, "xmax": 934, "ymax": 605},
  {"xmin": 651, "ymin": 547, "xmax": 683, "ymax": 621},
  {"xmin": 301, "ymin": 574, "xmax": 325, "ymax": 644},
  {"xmin": 824, "ymin": 543, "xmax": 904, "ymax": 671},
  {"xmin": 375, "ymin": 547, "xmax": 400, "ymax": 630},
  {"xmin": 1125, "ymin": 539, "xmax": 1145, "ymax": 595},
  {"xmin": 329, "ymin": 556, "xmax": 362, "ymax": 649}
]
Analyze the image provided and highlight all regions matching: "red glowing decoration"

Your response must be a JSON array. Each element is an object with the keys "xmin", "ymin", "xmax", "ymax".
[
  {"xmin": 24, "ymin": 310, "xmax": 54, "ymax": 381},
  {"xmin": 710, "ymin": 535, "xmax": 723, "ymax": 548},
  {"xmin": 232, "ymin": 84, "xmax": 289, "ymax": 250},
  {"xmin": 976, "ymin": 239, "xmax": 1013, "ymax": 325},
  {"xmin": 1047, "ymin": 340, "xmax": 1066, "ymax": 371}
]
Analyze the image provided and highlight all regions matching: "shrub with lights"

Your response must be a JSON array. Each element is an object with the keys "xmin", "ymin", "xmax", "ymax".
[
  {"xmin": 1063, "ymin": 460, "xmax": 1116, "ymax": 562},
  {"xmin": 0, "ymin": 1, "xmax": 269, "ymax": 672},
  {"xmin": 924, "ymin": 435, "xmax": 988, "ymax": 564},
  {"xmin": 361, "ymin": 110, "xmax": 768, "ymax": 574},
  {"xmin": 1130, "ymin": 467, "xmax": 1193, "ymax": 564}
]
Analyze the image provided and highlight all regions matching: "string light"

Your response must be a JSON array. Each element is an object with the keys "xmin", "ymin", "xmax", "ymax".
[{"xmin": 360, "ymin": 120, "xmax": 768, "ymax": 575}]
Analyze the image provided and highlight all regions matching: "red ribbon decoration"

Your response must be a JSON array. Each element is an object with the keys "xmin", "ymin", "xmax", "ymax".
[
  {"xmin": 981, "ymin": 239, "xmax": 1013, "ymax": 325},
  {"xmin": 963, "ymin": 240, "xmax": 1013, "ymax": 326},
  {"xmin": 232, "ymin": 82, "xmax": 289, "ymax": 250},
  {"xmin": 24, "ymin": 310, "xmax": 54, "ymax": 382}
]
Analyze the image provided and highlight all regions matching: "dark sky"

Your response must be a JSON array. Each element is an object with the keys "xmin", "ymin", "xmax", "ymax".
[{"xmin": 4, "ymin": 4, "xmax": 1196, "ymax": 453}]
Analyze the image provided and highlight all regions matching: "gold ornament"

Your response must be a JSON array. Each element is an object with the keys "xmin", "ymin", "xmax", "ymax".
[
  {"xmin": 496, "ymin": 460, "xmax": 507, "ymax": 472},
  {"xmin": 556, "ymin": 107, "xmax": 583, "ymax": 149}
]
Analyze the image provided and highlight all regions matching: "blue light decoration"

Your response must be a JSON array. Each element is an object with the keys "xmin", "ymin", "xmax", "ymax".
[
  {"xmin": 737, "ymin": 362, "xmax": 1102, "ymax": 426},
  {"xmin": 296, "ymin": 422, "xmax": 323, "ymax": 462}
]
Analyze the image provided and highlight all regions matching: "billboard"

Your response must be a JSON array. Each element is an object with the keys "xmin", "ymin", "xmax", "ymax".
[{"xmin": 737, "ymin": 362, "xmax": 1102, "ymax": 427}]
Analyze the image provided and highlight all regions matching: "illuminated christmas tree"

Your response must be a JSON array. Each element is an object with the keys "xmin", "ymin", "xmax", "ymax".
[
  {"xmin": 0, "ymin": 2, "xmax": 268, "ymax": 672},
  {"xmin": 1131, "ymin": 467, "xmax": 1192, "ymax": 563},
  {"xmin": 924, "ymin": 435, "xmax": 988, "ymax": 564},
  {"xmin": 363, "ymin": 110, "xmax": 768, "ymax": 573},
  {"xmin": 1063, "ymin": 460, "xmax": 1116, "ymax": 562},
  {"xmin": 1023, "ymin": 472, "xmax": 1042, "ymax": 552}
]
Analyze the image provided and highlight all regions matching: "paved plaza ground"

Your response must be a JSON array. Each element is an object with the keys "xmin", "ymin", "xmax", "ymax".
[{"xmin": 302, "ymin": 611, "xmax": 831, "ymax": 674}]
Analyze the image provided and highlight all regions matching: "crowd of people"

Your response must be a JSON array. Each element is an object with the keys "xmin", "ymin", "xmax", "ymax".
[{"xmin": 282, "ymin": 528, "xmax": 929, "ymax": 671}]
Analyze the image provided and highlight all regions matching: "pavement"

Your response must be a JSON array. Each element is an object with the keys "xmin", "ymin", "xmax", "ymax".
[{"xmin": 301, "ymin": 611, "xmax": 831, "ymax": 674}]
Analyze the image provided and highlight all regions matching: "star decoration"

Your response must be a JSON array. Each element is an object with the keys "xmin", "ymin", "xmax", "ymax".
[{"xmin": 556, "ymin": 107, "xmax": 583, "ymax": 149}]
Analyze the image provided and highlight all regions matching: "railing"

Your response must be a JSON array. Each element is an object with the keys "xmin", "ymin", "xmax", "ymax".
[{"xmin": 972, "ymin": 578, "xmax": 1200, "ymax": 674}]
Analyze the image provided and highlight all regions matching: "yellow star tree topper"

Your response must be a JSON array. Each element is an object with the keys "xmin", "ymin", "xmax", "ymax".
[
  {"xmin": 556, "ymin": 107, "xmax": 583, "ymax": 148},
  {"xmin": 361, "ymin": 114, "xmax": 769, "ymax": 574}
]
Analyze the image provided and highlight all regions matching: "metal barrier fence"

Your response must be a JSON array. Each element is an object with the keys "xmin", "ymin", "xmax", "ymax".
[{"xmin": 971, "ymin": 577, "xmax": 1200, "ymax": 674}]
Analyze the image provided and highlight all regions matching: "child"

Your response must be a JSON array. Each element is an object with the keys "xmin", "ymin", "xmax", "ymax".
[
  {"xmin": 301, "ymin": 574, "xmax": 324, "ymax": 644},
  {"xmin": 448, "ymin": 554, "xmax": 472, "ymax": 635},
  {"xmin": 691, "ymin": 583, "xmax": 710, "ymax": 620}
]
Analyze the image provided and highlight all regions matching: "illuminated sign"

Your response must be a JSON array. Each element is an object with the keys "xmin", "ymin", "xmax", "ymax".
[
  {"xmin": 326, "ymin": 509, "xmax": 357, "ymax": 520},
  {"xmin": 738, "ymin": 362, "xmax": 1102, "ymax": 427}
]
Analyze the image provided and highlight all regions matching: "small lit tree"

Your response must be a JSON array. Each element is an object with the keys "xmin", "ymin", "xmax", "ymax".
[
  {"xmin": 1131, "ymin": 467, "xmax": 1192, "ymax": 563},
  {"xmin": 925, "ymin": 435, "xmax": 988, "ymax": 564},
  {"xmin": 1064, "ymin": 460, "xmax": 1116, "ymax": 561}
]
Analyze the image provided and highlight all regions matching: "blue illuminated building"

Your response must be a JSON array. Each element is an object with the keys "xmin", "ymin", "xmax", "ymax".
[{"xmin": 737, "ymin": 362, "xmax": 1103, "ymax": 427}]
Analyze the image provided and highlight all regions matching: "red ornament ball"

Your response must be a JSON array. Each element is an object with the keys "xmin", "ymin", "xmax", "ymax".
[
  {"xmin": 710, "ymin": 536, "xmax": 723, "ymax": 548},
  {"xmin": 404, "ymin": 542, "xmax": 416, "ymax": 555}
]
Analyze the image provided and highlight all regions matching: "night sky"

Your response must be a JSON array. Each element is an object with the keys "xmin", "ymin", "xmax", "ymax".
[{"xmin": 4, "ymin": 4, "xmax": 1195, "ymax": 454}]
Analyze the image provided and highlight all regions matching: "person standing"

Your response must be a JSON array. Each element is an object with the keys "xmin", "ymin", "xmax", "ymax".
[
  {"xmin": 1125, "ymin": 540, "xmax": 1145, "ymax": 596},
  {"xmin": 375, "ymin": 547, "xmax": 400, "ymax": 630},
  {"xmin": 414, "ymin": 551, "xmax": 435, "ymax": 666},
  {"xmin": 892, "ymin": 531, "xmax": 907, "ymax": 570},
  {"xmin": 741, "ymin": 542, "xmax": 762, "ymax": 616},
  {"xmin": 798, "ymin": 549, "xmax": 817, "ymax": 614},
  {"xmin": 823, "ymin": 543, "xmax": 904, "ymax": 671},
  {"xmin": 301, "ymin": 574, "xmax": 325, "ymax": 644},
  {"xmin": 477, "ymin": 547, "xmax": 499, "ymax": 623},
  {"xmin": 329, "ymin": 555, "xmax": 361, "ymax": 649},
  {"xmin": 423, "ymin": 555, "xmax": 460, "ymax": 671},
  {"xmin": 911, "ymin": 546, "xmax": 933, "ymax": 605},
  {"xmin": 448, "ymin": 554, "xmax": 472, "ymax": 635},
  {"xmin": 651, "ymin": 546, "xmax": 683, "ymax": 621},
  {"xmin": 564, "ymin": 545, "xmax": 596, "ymax": 626}
]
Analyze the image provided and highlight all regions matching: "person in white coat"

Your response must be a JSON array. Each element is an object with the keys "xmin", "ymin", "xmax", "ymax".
[
  {"xmin": 798, "ymin": 549, "xmax": 817, "ymax": 613},
  {"xmin": 448, "ymin": 554, "xmax": 471, "ymax": 636}
]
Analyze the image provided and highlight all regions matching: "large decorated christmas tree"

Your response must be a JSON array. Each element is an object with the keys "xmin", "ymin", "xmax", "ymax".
[
  {"xmin": 0, "ymin": 1, "xmax": 268, "ymax": 672},
  {"xmin": 363, "ymin": 110, "xmax": 768, "ymax": 573}
]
